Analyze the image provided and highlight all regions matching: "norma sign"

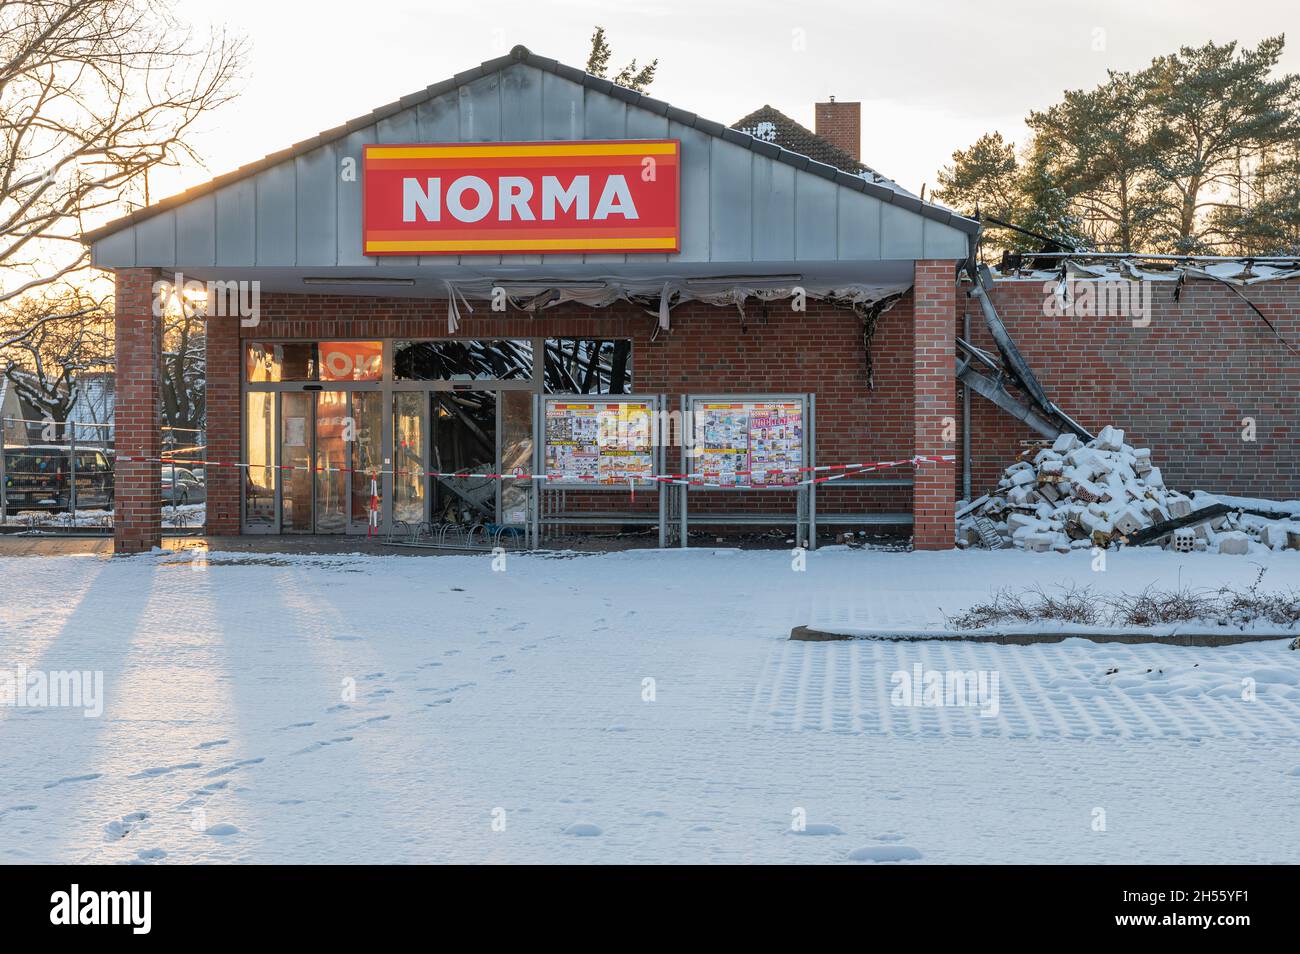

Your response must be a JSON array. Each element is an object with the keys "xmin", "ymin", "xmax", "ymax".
[{"xmin": 362, "ymin": 140, "xmax": 680, "ymax": 255}]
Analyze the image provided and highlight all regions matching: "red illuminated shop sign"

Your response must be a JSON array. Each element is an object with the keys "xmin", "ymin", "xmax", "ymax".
[{"xmin": 362, "ymin": 140, "xmax": 680, "ymax": 256}]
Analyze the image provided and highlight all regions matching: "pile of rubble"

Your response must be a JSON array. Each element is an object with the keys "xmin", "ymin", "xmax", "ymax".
[{"xmin": 956, "ymin": 426, "xmax": 1291, "ymax": 554}]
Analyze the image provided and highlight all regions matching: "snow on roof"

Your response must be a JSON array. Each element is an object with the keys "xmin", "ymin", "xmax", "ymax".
[
  {"xmin": 731, "ymin": 104, "xmax": 919, "ymax": 200},
  {"xmin": 993, "ymin": 256, "xmax": 1300, "ymax": 285}
]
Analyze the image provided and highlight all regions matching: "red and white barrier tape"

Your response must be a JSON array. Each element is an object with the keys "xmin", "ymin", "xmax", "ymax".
[{"xmin": 122, "ymin": 454, "xmax": 954, "ymax": 490}]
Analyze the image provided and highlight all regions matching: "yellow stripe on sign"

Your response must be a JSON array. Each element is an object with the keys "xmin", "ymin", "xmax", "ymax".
[
  {"xmin": 365, "ymin": 237, "xmax": 678, "ymax": 252},
  {"xmin": 367, "ymin": 142, "xmax": 678, "ymax": 160}
]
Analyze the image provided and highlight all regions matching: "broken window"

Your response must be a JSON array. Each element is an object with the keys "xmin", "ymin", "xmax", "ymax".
[
  {"xmin": 393, "ymin": 340, "xmax": 533, "ymax": 381},
  {"xmin": 543, "ymin": 339, "xmax": 632, "ymax": 394}
]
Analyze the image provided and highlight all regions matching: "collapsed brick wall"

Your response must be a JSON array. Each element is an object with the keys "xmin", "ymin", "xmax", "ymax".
[{"xmin": 960, "ymin": 278, "xmax": 1300, "ymax": 500}]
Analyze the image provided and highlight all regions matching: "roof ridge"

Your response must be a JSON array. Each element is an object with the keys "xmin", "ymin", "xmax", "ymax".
[{"xmin": 82, "ymin": 44, "xmax": 975, "ymax": 243}]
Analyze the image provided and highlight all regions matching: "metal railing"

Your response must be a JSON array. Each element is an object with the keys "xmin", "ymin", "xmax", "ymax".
[{"xmin": 1, "ymin": 416, "xmax": 205, "ymax": 533}]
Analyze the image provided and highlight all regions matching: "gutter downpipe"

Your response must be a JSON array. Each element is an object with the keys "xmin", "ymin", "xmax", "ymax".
[{"xmin": 962, "ymin": 308, "xmax": 971, "ymax": 501}]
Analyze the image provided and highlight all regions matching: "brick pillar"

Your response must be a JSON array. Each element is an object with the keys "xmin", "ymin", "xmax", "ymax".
[
  {"xmin": 113, "ymin": 268, "xmax": 162, "ymax": 554},
  {"xmin": 204, "ymin": 309, "xmax": 241, "ymax": 535},
  {"xmin": 912, "ymin": 260, "xmax": 957, "ymax": 550}
]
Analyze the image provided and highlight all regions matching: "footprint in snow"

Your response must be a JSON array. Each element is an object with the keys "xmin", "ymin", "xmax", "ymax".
[
  {"xmin": 846, "ymin": 844, "xmax": 923, "ymax": 863},
  {"xmin": 789, "ymin": 823, "xmax": 844, "ymax": 836},
  {"xmin": 134, "ymin": 848, "xmax": 166, "ymax": 862},
  {"xmin": 43, "ymin": 773, "xmax": 100, "ymax": 789},
  {"xmin": 128, "ymin": 762, "xmax": 201, "ymax": 780},
  {"xmin": 418, "ymin": 662, "xmax": 443, "ymax": 669},
  {"xmin": 293, "ymin": 736, "xmax": 354, "ymax": 755},
  {"xmin": 204, "ymin": 823, "xmax": 239, "ymax": 837},
  {"xmin": 562, "ymin": 822, "xmax": 602, "ymax": 837},
  {"xmin": 103, "ymin": 812, "xmax": 149, "ymax": 841},
  {"xmin": 195, "ymin": 739, "xmax": 229, "ymax": 750},
  {"xmin": 203, "ymin": 758, "xmax": 263, "ymax": 778},
  {"xmin": 325, "ymin": 703, "xmax": 350, "ymax": 713},
  {"xmin": 489, "ymin": 654, "xmax": 507, "ymax": 662}
]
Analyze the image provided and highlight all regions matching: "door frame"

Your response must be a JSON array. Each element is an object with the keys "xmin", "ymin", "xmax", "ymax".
[
  {"xmin": 242, "ymin": 384, "xmax": 383, "ymax": 534},
  {"xmin": 241, "ymin": 336, "xmax": 631, "ymax": 535}
]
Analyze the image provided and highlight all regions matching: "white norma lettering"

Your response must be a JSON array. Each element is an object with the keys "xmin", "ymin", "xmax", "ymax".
[{"xmin": 402, "ymin": 177, "xmax": 440, "ymax": 222}]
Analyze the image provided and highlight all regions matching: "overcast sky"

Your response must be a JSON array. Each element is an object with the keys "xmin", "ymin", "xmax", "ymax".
[{"xmin": 162, "ymin": 0, "xmax": 1300, "ymax": 201}]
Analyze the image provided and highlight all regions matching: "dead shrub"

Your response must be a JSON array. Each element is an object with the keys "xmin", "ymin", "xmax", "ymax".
[{"xmin": 950, "ymin": 567, "xmax": 1300, "ymax": 631}]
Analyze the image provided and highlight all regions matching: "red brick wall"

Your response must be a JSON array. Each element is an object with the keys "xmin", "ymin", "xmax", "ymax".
[
  {"xmin": 112, "ymin": 268, "xmax": 161, "ymax": 554},
  {"xmin": 958, "ymin": 278, "xmax": 1300, "ymax": 500},
  {"xmin": 814, "ymin": 101, "xmax": 861, "ymax": 162},
  {"xmin": 205, "ymin": 309, "xmax": 242, "ymax": 534},
  {"xmin": 913, "ymin": 260, "xmax": 957, "ymax": 548},
  {"xmin": 229, "ymin": 292, "xmax": 922, "ymax": 525}
]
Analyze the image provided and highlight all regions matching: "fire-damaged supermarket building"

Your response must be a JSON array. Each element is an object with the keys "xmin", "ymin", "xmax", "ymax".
[{"xmin": 83, "ymin": 46, "xmax": 1300, "ymax": 555}]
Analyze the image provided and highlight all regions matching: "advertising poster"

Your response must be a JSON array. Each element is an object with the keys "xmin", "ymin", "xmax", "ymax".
[
  {"xmin": 544, "ymin": 400, "xmax": 655, "ymax": 485},
  {"xmin": 691, "ymin": 399, "xmax": 804, "ymax": 487}
]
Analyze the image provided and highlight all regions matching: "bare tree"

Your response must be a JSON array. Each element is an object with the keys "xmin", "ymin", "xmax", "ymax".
[
  {"xmin": 0, "ymin": 287, "xmax": 112, "ymax": 426},
  {"xmin": 0, "ymin": 0, "xmax": 245, "ymax": 304},
  {"xmin": 159, "ymin": 303, "xmax": 204, "ymax": 434}
]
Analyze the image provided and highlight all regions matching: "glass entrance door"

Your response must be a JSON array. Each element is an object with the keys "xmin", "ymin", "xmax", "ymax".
[
  {"xmin": 314, "ymin": 390, "xmax": 348, "ymax": 533},
  {"xmin": 278, "ymin": 390, "xmax": 380, "ymax": 534},
  {"xmin": 431, "ymin": 391, "xmax": 498, "ymax": 525},
  {"xmin": 281, "ymin": 392, "xmax": 313, "ymax": 533},
  {"xmin": 393, "ymin": 392, "xmax": 425, "ymax": 525}
]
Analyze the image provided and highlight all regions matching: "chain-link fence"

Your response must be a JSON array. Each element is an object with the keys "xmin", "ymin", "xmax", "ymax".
[{"xmin": 1, "ymin": 416, "xmax": 205, "ymax": 533}]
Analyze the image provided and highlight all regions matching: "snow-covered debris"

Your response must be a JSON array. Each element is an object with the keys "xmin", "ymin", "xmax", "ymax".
[{"xmin": 956, "ymin": 428, "xmax": 1300, "ymax": 555}]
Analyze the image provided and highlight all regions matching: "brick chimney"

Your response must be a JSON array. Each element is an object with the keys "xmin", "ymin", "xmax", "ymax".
[{"xmin": 814, "ymin": 97, "xmax": 861, "ymax": 162}]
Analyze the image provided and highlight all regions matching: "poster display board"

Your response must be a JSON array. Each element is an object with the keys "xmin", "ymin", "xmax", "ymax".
[
  {"xmin": 688, "ymin": 396, "xmax": 806, "ymax": 488},
  {"xmin": 543, "ymin": 397, "xmax": 657, "ymax": 487}
]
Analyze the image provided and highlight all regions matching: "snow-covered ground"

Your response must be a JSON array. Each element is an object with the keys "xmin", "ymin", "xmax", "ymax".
[
  {"xmin": 1, "ymin": 503, "xmax": 203, "ymax": 530},
  {"xmin": 1, "ymin": 545, "xmax": 1298, "ymax": 864}
]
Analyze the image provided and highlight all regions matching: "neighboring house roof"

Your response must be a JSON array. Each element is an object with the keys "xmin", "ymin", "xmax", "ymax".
[
  {"xmin": 82, "ymin": 45, "xmax": 975, "ymax": 248},
  {"xmin": 731, "ymin": 105, "xmax": 916, "ymax": 199},
  {"xmin": 64, "ymin": 372, "xmax": 115, "ymax": 431}
]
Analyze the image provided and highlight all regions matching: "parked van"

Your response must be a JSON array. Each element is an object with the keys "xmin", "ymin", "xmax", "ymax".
[{"xmin": 2, "ymin": 445, "xmax": 114, "ymax": 511}]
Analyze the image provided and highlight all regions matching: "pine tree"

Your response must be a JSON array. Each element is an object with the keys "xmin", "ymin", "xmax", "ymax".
[
  {"xmin": 585, "ymin": 26, "xmax": 657, "ymax": 93},
  {"xmin": 933, "ymin": 132, "xmax": 1021, "ymax": 221},
  {"xmin": 1138, "ymin": 36, "xmax": 1300, "ymax": 252},
  {"xmin": 1213, "ymin": 143, "xmax": 1300, "ymax": 254},
  {"xmin": 1026, "ymin": 74, "xmax": 1161, "ymax": 252}
]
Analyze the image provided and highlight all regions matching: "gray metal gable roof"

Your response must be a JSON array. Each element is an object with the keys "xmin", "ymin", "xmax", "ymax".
[{"xmin": 86, "ymin": 45, "xmax": 975, "ymax": 271}]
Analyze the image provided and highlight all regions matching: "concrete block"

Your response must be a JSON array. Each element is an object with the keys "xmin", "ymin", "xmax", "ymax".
[{"xmin": 1218, "ymin": 532, "xmax": 1250, "ymax": 555}]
